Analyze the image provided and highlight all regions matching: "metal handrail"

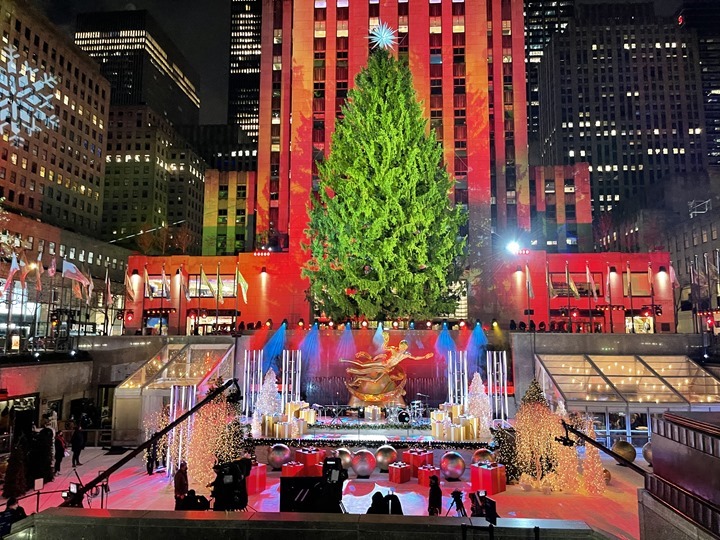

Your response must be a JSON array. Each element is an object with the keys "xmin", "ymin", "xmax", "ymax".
[{"xmin": 645, "ymin": 474, "xmax": 720, "ymax": 537}]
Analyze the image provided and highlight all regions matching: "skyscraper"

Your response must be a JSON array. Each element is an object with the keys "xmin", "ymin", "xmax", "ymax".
[
  {"xmin": 75, "ymin": 10, "xmax": 200, "ymax": 127},
  {"xmin": 524, "ymin": 0, "xmax": 574, "ymax": 144},
  {"xmin": 539, "ymin": 2, "xmax": 708, "ymax": 217},
  {"xmin": 228, "ymin": 0, "xmax": 262, "ymax": 141},
  {"xmin": 676, "ymin": 0, "xmax": 720, "ymax": 167},
  {"xmin": 255, "ymin": 1, "xmax": 529, "ymax": 317}
]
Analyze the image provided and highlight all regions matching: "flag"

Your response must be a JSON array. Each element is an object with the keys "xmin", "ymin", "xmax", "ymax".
[
  {"xmin": 626, "ymin": 262, "xmax": 633, "ymax": 297},
  {"xmin": 525, "ymin": 264, "xmax": 534, "ymax": 299},
  {"xmin": 566, "ymin": 262, "xmax": 580, "ymax": 299},
  {"xmin": 35, "ymin": 252, "xmax": 44, "ymax": 292},
  {"xmin": 669, "ymin": 264, "xmax": 680, "ymax": 289},
  {"xmin": 143, "ymin": 266, "xmax": 152, "ymax": 298},
  {"xmin": 546, "ymin": 262, "xmax": 558, "ymax": 299},
  {"xmin": 605, "ymin": 263, "xmax": 611, "ymax": 303},
  {"xmin": 200, "ymin": 265, "xmax": 215, "ymax": 297},
  {"xmin": 72, "ymin": 280, "xmax": 83, "ymax": 300},
  {"xmin": 648, "ymin": 262, "xmax": 654, "ymax": 294},
  {"xmin": 179, "ymin": 265, "xmax": 191, "ymax": 302},
  {"xmin": 216, "ymin": 264, "xmax": 224, "ymax": 304},
  {"xmin": 19, "ymin": 251, "xmax": 30, "ymax": 289},
  {"xmin": 124, "ymin": 272, "xmax": 135, "ymax": 302},
  {"xmin": 586, "ymin": 263, "xmax": 598, "ymax": 302},
  {"xmin": 105, "ymin": 268, "xmax": 113, "ymax": 308},
  {"xmin": 2, "ymin": 253, "xmax": 19, "ymax": 295},
  {"xmin": 47, "ymin": 256, "xmax": 57, "ymax": 278},
  {"xmin": 161, "ymin": 265, "xmax": 171, "ymax": 299},
  {"xmin": 86, "ymin": 272, "xmax": 94, "ymax": 306},
  {"xmin": 236, "ymin": 266, "xmax": 249, "ymax": 304},
  {"xmin": 62, "ymin": 260, "xmax": 91, "ymax": 286}
]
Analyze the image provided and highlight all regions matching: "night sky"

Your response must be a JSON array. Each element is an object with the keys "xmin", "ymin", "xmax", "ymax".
[{"xmin": 30, "ymin": 0, "xmax": 682, "ymax": 125}]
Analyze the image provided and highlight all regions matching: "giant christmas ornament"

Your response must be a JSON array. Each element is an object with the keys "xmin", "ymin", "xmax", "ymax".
[
  {"xmin": 610, "ymin": 441, "xmax": 636, "ymax": 465},
  {"xmin": 440, "ymin": 451, "xmax": 466, "ymax": 480},
  {"xmin": 351, "ymin": 449, "xmax": 377, "ymax": 478},
  {"xmin": 642, "ymin": 442, "xmax": 653, "ymax": 466},
  {"xmin": 335, "ymin": 447, "xmax": 353, "ymax": 470},
  {"xmin": 0, "ymin": 45, "xmax": 58, "ymax": 146},
  {"xmin": 368, "ymin": 21, "xmax": 397, "ymax": 50},
  {"xmin": 602, "ymin": 468, "xmax": 612, "ymax": 485},
  {"xmin": 375, "ymin": 445, "xmax": 398, "ymax": 472},
  {"xmin": 267, "ymin": 443, "xmax": 292, "ymax": 470},
  {"xmin": 471, "ymin": 448, "xmax": 496, "ymax": 465}
]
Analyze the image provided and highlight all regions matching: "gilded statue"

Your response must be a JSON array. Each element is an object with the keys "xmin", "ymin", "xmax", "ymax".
[{"xmin": 341, "ymin": 332, "xmax": 433, "ymax": 407}]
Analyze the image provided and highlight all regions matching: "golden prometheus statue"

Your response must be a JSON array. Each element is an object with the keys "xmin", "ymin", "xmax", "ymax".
[{"xmin": 341, "ymin": 332, "xmax": 433, "ymax": 407}]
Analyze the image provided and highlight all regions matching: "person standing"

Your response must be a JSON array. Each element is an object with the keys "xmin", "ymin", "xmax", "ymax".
[
  {"xmin": 174, "ymin": 462, "xmax": 189, "ymax": 510},
  {"xmin": 54, "ymin": 432, "xmax": 66, "ymax": 474},
  {"xmin": 146, "ymin": 434, "xmax": 158, "ymax": 475},
  {"xmin": 428, "ymin": 475, "xmax": 443, "ymax": 516},
  {"xmin": 0, "ymin": 497, "xmax": 27, "ymax": 536},
  {"xmin": 70, "ymin": 426, "xmax": 84, "ymax": 467}
]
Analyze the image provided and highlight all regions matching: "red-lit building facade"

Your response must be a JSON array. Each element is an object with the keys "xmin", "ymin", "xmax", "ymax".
[
  {"xmin": 255, "ymin": 0, "xmax": 530, "ymax": 317},
  {"xmin": 124, "ymin": 251, "xmax": 674, "ymax": 335}
]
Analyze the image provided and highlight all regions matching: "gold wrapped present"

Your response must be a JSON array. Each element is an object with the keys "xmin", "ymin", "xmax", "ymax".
[
  {"xmin": 274, "ymin": 422, "xmax": 292, "ymax": 438},
  {"xmin": 299, "ymin": 408, "xmax": 316, "ymax": 424},
  {"xmin": 450, "ymin": 404, "xmax": 464, "ymax": 422},
  {"xmin": 440, "ymin": 402, "xmax": 454, "ymax": 412},
  {"xmin": 460, "ymin": 415, "xmax": 479, "ymax": 439},
  {"xmin": 431, "ymin": 421, "xmax": 444, "ymax": 439},
  {"xmin": 295, "ymin": 418, "xmax": 307, "ymax": 436},
  {"xmin": 262, "ymin": 414, "xmax": 276, "ymax": 437},
  {"xmin": 285, "ymin": 401, "xmax": 308, "ymax": 418},
  {"xmin": 430, "ymin": 410, "xmax": 446, "ymax": 422},
  {"xmin": 366, "ymin": 405, "xmax": 381, "ymax": 422},
  {"xmin": 449, "ymin": 424, "xmax": 465, "ymax": 442}
]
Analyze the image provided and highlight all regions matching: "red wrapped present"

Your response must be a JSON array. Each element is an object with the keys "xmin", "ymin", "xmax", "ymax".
[
  {"xmin": 296, "ymin": 447, "xmax": 325, "ymax": 467},
  {"xmin": 306, "ymin": 462, "xmax": 324, "ymax": 477},
  {"xmin": 403, "ymin": 449, "xmax": 434, "ymax": 477},
  {"xmin": 388, "ymin": 462, "xmax": 411, "ymax": 484},
  {"xmin": 470, "ymin": 463, "xmax": 506, "ymax": 495},
  {"xmin": 281, "ymin": 461, "xmax": 305, "ymax": 477},
  {"xmin": 247, "ymin": 463, "xmax": 267, "ymax": 495},
  {"xmin": 417, "ymin": 464, "xmax": 441, "ymax": 487}
]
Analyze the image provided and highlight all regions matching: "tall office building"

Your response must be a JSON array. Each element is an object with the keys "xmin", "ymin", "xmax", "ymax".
[
  {"xmin": 75, "ymin": 10, "xmax": 200, "ymax": 127},
  {"xmin": 228, "ymin": 0, "xmax": 262, "ymax": 141},
  {"xmin": 524, "ymin": 0, "xmax": 574, "ymax": 144},
  {"xmin": 0, "ymin": 0, "xmax": 110, "ymax": 234},
  {"xmin": 539, "ymin": 2, "xmax": 708, "ymax": 217},
  {"xmin": 676, "ymin": 0, "xmax": 720, "ymax": 167},
  {"xmin": 256, "ymin": 1, "xmax": 529, "ymax": 316}
]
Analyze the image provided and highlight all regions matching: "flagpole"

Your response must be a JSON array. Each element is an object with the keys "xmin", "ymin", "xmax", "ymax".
[
  {"xmin": 566, "ymin": 262, "xmax": 571, "ymax": 333},
  {"xmin": 177, "ymin": 266, "xmax": 183, "ymax": 335},
  {"xmin": 196, "ymin": 270, "xmax": 201, "ymax": 335},
  {"xmin": 526, "ymin": 264, "xmax": 531, "ymax": 329},
  {"xmin": 704, "ymin": 252, "xmax": 711, "ymax": 312},
  {"xmin": 4, "ymin": 285, "xmax": 12, "ymax": 354},
  {"xmin": 215, "ymin": 262, "xmax": 220, "ymax": 329},
  {"xmin": 58, "ymin": 272, "xmax": 65, "ymax": 352},
  {"xmin": 546, "ymin": 260, "xmax": 552, "ymax": 329},
  {"xmin": 628, "ymin": 261, "xmax": 635, "ymax": 334},
  {"xmin": 608, "ymin": 265, "xmax": 614, "ymax": 334},
  {"xmin": 160, "ymin": 263, "xmax": 165, "ymax": 336},
  {"xmin": 715, "ymin": 248, "xmax": 720, "ymax": 310},
  {"xmin": 690, "ymin": 261, "xmax": 698, "ymax": 333},
  {"xmin": 142, "ymin": 263, "xmax": 147, "ymax": 336},
  {"xmin": 649, "ymin": 262, "xmax": 655, "ymax": 334},
  {"xmin": 45, "ymin": 271, "xmax": 54, "ymax": 346},
  {"xmin": 234, "ymin": 262, "xmax": 239, "ymax": 332},
  {"xmin": 587, "ymin": 275, "xmax": 593, "ymax": 334}
]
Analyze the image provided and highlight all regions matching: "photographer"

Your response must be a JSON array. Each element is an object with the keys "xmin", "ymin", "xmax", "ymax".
[{"xmin": 427, "ymin": 475, "xmax": 442, "ymax": 516}]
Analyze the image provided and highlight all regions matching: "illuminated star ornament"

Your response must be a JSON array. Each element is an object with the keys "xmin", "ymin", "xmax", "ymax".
[
  {"xmin": 369, "ymin": 21, "xmax": 398, "ymax": 50},
  {"xmin": 0, "ymin": 45, "xmax": 58, "ymax": 146}
]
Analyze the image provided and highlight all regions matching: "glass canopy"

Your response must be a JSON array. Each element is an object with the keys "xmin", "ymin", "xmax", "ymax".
[{"xmin": 535, "ymin": 354, "xmax": 720, "ymax": 409}]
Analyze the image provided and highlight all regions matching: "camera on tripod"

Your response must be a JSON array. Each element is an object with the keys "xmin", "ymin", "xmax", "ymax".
[{"xmin": 209, "ymin": 458, "xmax": 252, "ymax": 511}]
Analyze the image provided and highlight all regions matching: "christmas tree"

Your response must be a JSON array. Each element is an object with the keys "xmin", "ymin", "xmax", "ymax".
[
  {"xmin": 515, "ymin": 379, "xmax": 561, "ymax": 485},
  {"xmin": 493, "ymin": 427, "xmax": 521, "ymax": 483},
  {"xmin": 302, "ymin": 47, "xmax": 465, "ymax": 320},
  {"xmin": 582, "ymin": 419, "xmax": 606, "ymax": 495},
  {"xmin": 466, "ymin": 372, "xmax": 492, "ymax": 439},
  {"xmin": 553, "ymin": 401, "xmax": 579, "ymax": 492},
  {"xmin": 254, "ymin": 368, "xmax": 281, "ymax": 416},
  {"xmin": 2, "ymin": 434, "xmax": 29, "ymax": 498}
]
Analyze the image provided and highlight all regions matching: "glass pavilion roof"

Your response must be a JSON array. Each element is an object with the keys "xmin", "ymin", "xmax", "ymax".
[
  {"xmin": 119, "ymin": 342, "xmax": 234, "ymax": 391},
  {"xmin": 535, "ymin": 354, "xmax": 720, "ymax": 408}
]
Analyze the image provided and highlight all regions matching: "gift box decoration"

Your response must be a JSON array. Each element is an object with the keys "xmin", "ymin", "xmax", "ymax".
[
  {"xmin": 430, "ymin": 410, "xmax": 447, "ymax": 423},
  {"xmin": 431, "ymin": 421, "xmax": 444, "ymax": 439},
  {"xmin": 449, "ymin": 424, "xmax": 465, "ymax": 442},
  {"xmin": 281, "ymin": 461, "xmax": 305, "ymax": 477},
  {"xmin": 296, "ymin": 447, "xmax": 325, "ymax": 467},
  {"xmin": 450, "ymin": 404, "xmax": 464, "ymax": 423},
  {"xmin": 274, "ymin": 421, "xmax": 292, "ymax": 439},
  {"xmin": 295, "ymin": 418, "xmax": 308, "ymax": 436},
  {"xmin": 418, "ymin": 464, "xmax": 441, "ymax": 487},
  {"xmin": 403, "ymin": 449, "xmax": 434, "ymax": 477},
  {"xmin": 285, "ymin": 401, "xmax": 308, "ymax": 419},
  {"xmin": 262, "ymin": 414, "xmax": 276, "ymax": 437},
  {"xmin": 299, "ymin": 408, "xmax": 316, "ymax": 424},
  {"xmin": 470, "ymin": 463, "xmax": 506, "ymax": 495},
  {"xmin": 247, "ymin": 463, "xmax": 267, "ymax": 495},
  {"xmin": 459, "ymin": 415, "xmax": 479, "ymax": 439},
  {"xmin": 366, "ymin": 405, "xmax": 382, "ymax": 422},
  {"xmin": 306, "ymin": 462, "xmax": 324, "ymax": 477},
  {"xmin": 388, "ymin": 462, "xmax": 411, "ymax": 484}
]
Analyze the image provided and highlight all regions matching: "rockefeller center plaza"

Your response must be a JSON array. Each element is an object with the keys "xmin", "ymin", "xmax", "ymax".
[{"xmin": 1, "ymin": 0, "xmax": 720, "ymax": 539}]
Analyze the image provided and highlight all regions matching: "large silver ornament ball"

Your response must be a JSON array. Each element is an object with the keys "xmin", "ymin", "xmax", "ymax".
[
  {"xmin": 642, "ymin": 442, "xmax": 653, "ymax": 466},
  {"xmin": 267, "ymin": 443, "xmax": 292, "ymax": 470},
  {"xmin": 335, "ymin": 447, "xmax": 353, "ymax": 470},
  {"xmin": 440, "ymin": 451, "xmax": 466, "ymax": 480},
  {"xmin": 610, "ymin": 441, "xmax": 637, "ymax": 465},
  {"xmin": 351, "ymin": 449, "xmax": 377, "ymax": 478},
  {"xmin": 375, "ymin": 445, "xmax": 398, "ymax": 472},
  {"xmin": 471, "ymin": 448, "xmax": 496, "ymax": 465}
]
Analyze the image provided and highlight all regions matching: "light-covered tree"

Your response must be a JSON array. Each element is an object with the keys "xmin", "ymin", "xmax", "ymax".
[
  {"xmin": 254, "ymin": 368, "xmax": 281, "ymax": 416},
  {"xmin": 302, "ymin": 48, "xmax": 465, "ymax": 320},
  {"xmin": 581, "ymin": 419, "xmax": 606, "ymax": 495},
  {"xmin": 554, "ymin": 401, "xmax": 579, "ymax": 492},
  {"xmin": 466, "ymin": 372, "xmax": 492, "ymax": 439}
]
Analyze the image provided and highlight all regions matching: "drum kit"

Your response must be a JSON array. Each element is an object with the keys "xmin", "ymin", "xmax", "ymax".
[{"xmin": 386, "ymin": 393, "xmax": 428, "ymax": 423}]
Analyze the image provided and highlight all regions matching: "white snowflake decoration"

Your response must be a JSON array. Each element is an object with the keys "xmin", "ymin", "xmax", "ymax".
[
  {"xmin": 0, "ymin": 45, "xmax": 58, "ymax": 146},
  {"xmin": 369, "ymin": 21, "xmax": 397, "ymax": 50}
]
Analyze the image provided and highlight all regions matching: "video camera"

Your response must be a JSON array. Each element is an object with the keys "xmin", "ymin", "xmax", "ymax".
[{"xmin": 210, "ymin": 458, "xmax": 252, "ymax": 511}]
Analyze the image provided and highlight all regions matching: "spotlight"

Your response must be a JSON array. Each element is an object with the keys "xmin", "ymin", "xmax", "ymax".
[
  {"xmin": 506, "ymin": 241, "xmax": 520, "ymax": 255},
  {"xmin": 126, "ymin": 310, "xmax": 134, "ymax": 322},
  {"xmin": 266, "ymin": 319, "xmax": 273, "ymax": 328},
  {"xmin": 361, "ymin": 320, "xmax": 368, "ymax": 328},
  {"xmin": 34, "ymin": 352, "xmax": 40, "ymax": 359},
  {"xmin": 70, "ymin": 350, "xmax": 76, "ymax": 357},
  {"xmin": 658, "ymin": 266, "xmax": 667, "ymax": 273},
  {"xmin": 492, "ymin": 319, "xmax": 498, "ymax": 328},
  {"xmin": 426, "ymin": 321, "xmax": 432, "ymax": 328},
  {"xmin": 392, "ymin": 321, "xmax": 399, "ymax": 329},
  {"xmin": 409, "ymin": 320, "xmax": 415, "ymax": 330},
  {"xmin": 475, "ymin": 320, "xmax": 482, "ymax": 327},
  {"xmin": 459, "ymin": 320, "xmax": 466, "ymax": 328},
  {"xmin": 261, "ymin": 266, "xmax": 267, "ymax": 274},
  {"xmin": 298, "ymin": 319, "xmax": 305, "ymax": 328}
]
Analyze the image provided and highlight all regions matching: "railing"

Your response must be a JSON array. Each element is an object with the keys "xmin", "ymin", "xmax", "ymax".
[
  {"xmin": 16, "ymin": 488, "xmax": 67, "ymax": 513},
  {"xmin": 57, "ymin": 428, "xmax": 143, "ymax": 448},
  {"xmin": 645, "ymin": 474, "xmax": 720, "ymax": 537}
]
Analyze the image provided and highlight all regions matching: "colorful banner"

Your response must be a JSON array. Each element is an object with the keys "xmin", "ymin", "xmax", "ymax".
[
  {"xmin": 62, "ymin": 260, "xmax": 90, "ymax": 286},
  {"xmin": 525, "ymin": 264, "xmax": 534, "ymax": 299},
  {"xmin": 125, "ymin": 272, "xmax": 135, "ymax": 302},
  {"xmin": 586, "ymin": 263, "xmax": 597, "ymax": 302},
  {"xmin": 2, "ymin": 253, "xmax": 19, "ymax": 295},
  {"xmin": 143, "ymin": 266, "xmax": 152, "ymax": 298},
  {"xmin": 35, "ymin": 252, "xmax": 44, "ymax": 292},
  {"xmin": 236, "ymin": 267, "xmax": 249, "ymax": 304},
  {"xmin": 566, "ymin": 262, "xmax": 580, "ymax": 299}
]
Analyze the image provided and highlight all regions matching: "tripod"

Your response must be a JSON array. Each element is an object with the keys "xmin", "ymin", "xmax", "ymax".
[{"xmin": 446, "ymin": 492, "xmax": 467, "ymax": 517}]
